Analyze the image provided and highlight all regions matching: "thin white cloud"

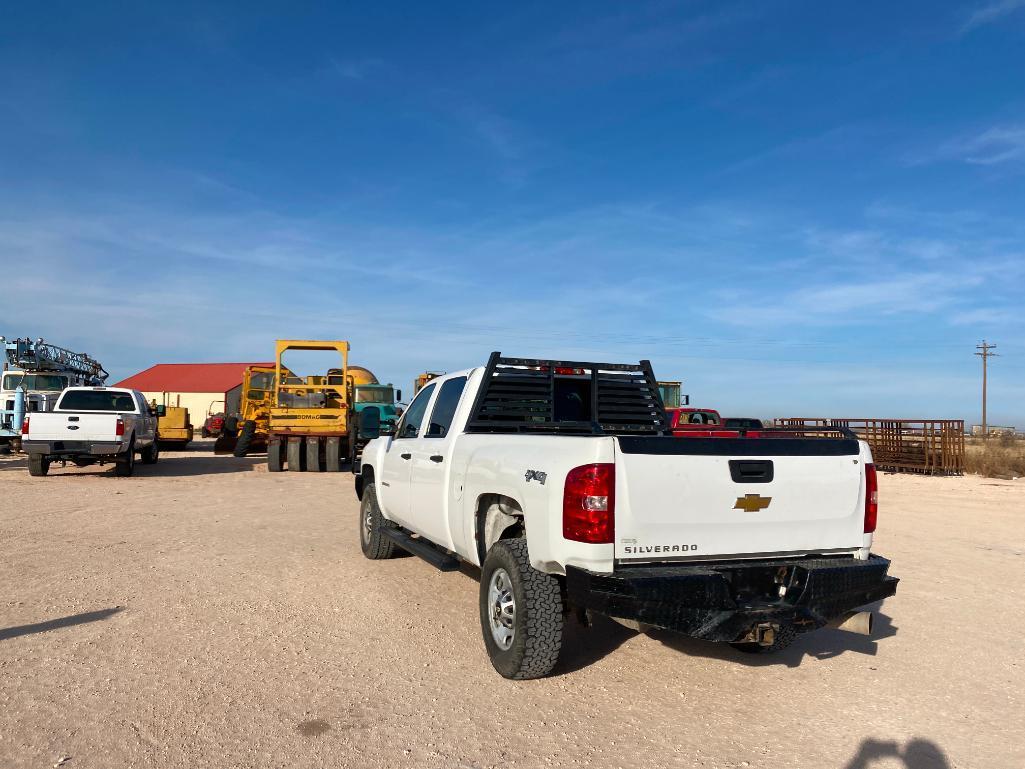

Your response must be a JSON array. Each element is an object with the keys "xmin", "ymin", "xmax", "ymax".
[
  {"xmin": 909, "ymin": 124, "xmax": 1025, "ymax": 167},
  {"xmin": 962, "ymin": 0, "xmax": 1025, "ymax": 31}
]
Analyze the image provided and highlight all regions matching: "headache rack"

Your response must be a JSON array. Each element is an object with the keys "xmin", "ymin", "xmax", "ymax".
[{"xmin": 464, "ymin": 352, "xmax": 669, "ymax": 435}]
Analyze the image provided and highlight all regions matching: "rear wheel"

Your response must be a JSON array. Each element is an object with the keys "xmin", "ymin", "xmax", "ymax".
[
  {"xmin": 115, "ymin": 443, "xmax": 135, "ymax": 477},
  {"xmin": 359, "ymin": 483, "xmax": 396, "ymax": 559},
  {"xmin": 141, "ymin": 440, "xmax": 159, "ymax": 465},
  {"xmin": 223, "ymin": 416, "xmax": 239, "ymax": 436},
  {"xmin": 479, "ymin": 538, "xmax": 563, "ymax": 679},
  {"xmin": 233, "ymin": 420, "xmax": 256, "ymax": 457},
  {"xmin": 28, "ymin": 454, "xmax": 50, "ymax": 477}
]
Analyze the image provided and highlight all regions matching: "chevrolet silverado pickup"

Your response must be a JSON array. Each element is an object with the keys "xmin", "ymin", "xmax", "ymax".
[
  {"xmin": 22, "ymin": 387, "xmax": 160, "ymax": 477},
  {"xmin": 354, "ymin": 353, "xmax": 898, "ymax": 679}
]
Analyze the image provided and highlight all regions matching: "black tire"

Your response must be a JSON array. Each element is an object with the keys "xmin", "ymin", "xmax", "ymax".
[
  {"xmin": 233, "ymin": 421, "xmax": 256, "ymax": 457},
  {"xmin": 479, "ymin": 538, "xmax": 563, "ymax": 679},
  {"xmin": 28, "ymin": 454, "xmax": 50, "ymax": 477},
  {"xmin": 201, "ymin": 427, "xmax": 210, "ymax": 439},
  {"xmin": 359, "ymin": 483, "xmax": 396, "ymax": 559},
  {"xmin": 730, "ymin": 624, "xmax": 797, "ymax": 654},
  {"xmin": 141, "ymin": 440, "xmax": 159, "ymax": 465},
  {"xmin": 267, "ymin": 440, "xmax": 284, "ymax": 472},
  {"xmin": 115, "ymin": 443, "xmax": 135, "ymax": 477},
  {"xmin": 325, "ymin": 436, "xmax": 341, "ymax": 472},
  {"xmin": 286, "ymin": 438, "xmax": 305, "ymax": 471},
  {"xmin": 306, "ymin": 436, "xmax": 321, "ymax": 472},
  {"xmin": 223, "ymin": 416, "xmax": 239, "ymax": 436}
]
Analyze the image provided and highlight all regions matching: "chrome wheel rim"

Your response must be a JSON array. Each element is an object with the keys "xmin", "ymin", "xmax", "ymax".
[
  {"xmin": 361, "ymin": 503, "xmax": 372, "ymax": 544},
  {"xmin": 487, "ymin": 568, "xmax": 516, "ymax": 650}
]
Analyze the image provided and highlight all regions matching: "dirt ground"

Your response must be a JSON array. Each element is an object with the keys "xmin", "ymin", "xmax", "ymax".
[{"xmin": 1, "ymin": 442, "xmax": 1022, "ymax": 769}]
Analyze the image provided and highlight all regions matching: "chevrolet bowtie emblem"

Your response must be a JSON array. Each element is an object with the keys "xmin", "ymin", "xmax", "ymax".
[{"xmin": 734, "ymin": 494, "xmax": 772, "ymax": 512}]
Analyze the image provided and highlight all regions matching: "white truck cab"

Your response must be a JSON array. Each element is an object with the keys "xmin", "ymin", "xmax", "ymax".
[{"xmin": 354, "ymin": 353, "xmax": 898, "ymax": 679}]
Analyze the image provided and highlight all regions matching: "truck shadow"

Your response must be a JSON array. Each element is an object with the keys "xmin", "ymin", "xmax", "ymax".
[
  {"xmin": 650, "ymin": 602, "xmax": 898, "ymax": 668},
  {"xmin": 554, "ymin": 601, "xmax": 897, "ymax": 673},
  {"xmin": 0, "ymin": 453, "xmax": 261, "ymax": 477}
]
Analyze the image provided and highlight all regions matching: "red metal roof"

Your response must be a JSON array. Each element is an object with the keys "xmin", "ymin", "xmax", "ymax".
[{"xmin": 114, "ymin": 363, "xmax": 275, "ymax": 394}]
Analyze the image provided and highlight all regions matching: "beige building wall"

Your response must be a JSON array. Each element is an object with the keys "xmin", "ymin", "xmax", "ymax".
[{"xmin": 142, "ymin": 391, "xmax": 227, "ymax": 427}]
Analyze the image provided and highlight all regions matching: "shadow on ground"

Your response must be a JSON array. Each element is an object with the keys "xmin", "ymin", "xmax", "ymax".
[
  {"xmin": 0, "ymin": 607, "xmax": 123, "ymax": 641},
  {"xmin": 844, "ymin": 738, "xmax": 950, "ymax": 769},
  {"xmin": 0, "ymin": 452, "xmax": 261, "ymax": 477}
]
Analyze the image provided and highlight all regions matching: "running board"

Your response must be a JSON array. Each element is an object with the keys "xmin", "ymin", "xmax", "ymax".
[{"xmin": 381, "ymin": 528, "xmax": 460, "ymax": 572}]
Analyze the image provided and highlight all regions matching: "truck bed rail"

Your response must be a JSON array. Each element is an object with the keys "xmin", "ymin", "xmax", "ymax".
[{"xmin": 464, "ymin": 352, "xmax": 668, "ymax": 435}]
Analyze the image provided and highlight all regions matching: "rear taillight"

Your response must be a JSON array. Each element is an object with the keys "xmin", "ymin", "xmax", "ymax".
[
  {"xmin": 563, "ymin": 463, "xmax": 615, "ymax": 543},
  {"xmin": 864, "ymin": 463, "xmax": 878, "ymax": 533},
  {"xmin": 21, "ymin": 417, "xmax": 29, "ymax": 435},
  {"xmin": 116, "ymin": 418, "xmax": 125, "ymax": 437}
]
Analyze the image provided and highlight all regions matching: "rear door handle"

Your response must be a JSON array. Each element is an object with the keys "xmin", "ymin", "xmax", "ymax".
[
  {"xmin": 430, "ymin": 455, "xmax": 444, "ymax": 463},
  {"xmin": 401, "ymin": 453, "xmax": 412, "ymax": 460}
]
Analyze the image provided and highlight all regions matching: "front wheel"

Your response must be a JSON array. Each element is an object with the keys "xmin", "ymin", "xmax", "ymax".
[
  {"xmin": 479, "ymin": 538, "xmax": 564, "ymax": 679},
  {"xmin": 141, "ymin": 440, "xmax": 159, "ymax": 465},
  {"xmin": 233, "ymin": 420, "xmax": 256, "ymax": 457},
  {"xmin": 28, "ymin": 454, "xmax": 50, "ymax": 477},
  {"xmin": 359, "ymin": 483, "xmax": 396, "ymax": 559}
]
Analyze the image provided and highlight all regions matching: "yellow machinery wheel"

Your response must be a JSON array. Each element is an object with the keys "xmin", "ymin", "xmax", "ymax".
[
  {"xmin": 287, "ymin": 437, "xmax": 304, "ymax": 471},
  {"xmin": 325, "ymin": 437, "xmax": 341, "ymax": 472},
  {"xmin": 306, "ymin": 436, "xmax": 321, "ymax": 472}
]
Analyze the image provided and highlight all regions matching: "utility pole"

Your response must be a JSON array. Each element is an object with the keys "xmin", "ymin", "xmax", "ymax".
[{"xmin": 975, "ymin": 340, "xmax": 998, "ymax": 438}]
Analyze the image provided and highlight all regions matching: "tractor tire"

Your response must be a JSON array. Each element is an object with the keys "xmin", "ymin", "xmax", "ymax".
[
  {"xmin": 268, "ymin": 440, "xmax": 284, "ymax": 472},
  {"xmin": 306, "ymin": 436, "xmax": 322, "ymax": 472},
  {"xmin": 28, "ymin": 454, "xmax": 50, "ymax": 477},
  {"xmin": 115, "ymin": 444, "xmax": 135, "ymax": 477},
  {"xmin": 201, "ymin": 427, "xmax": 210, "ymax": 439},
  {"xmin": 233, "ymin": 421, "xmax": 257, "ymax": 457},
  {"xmin": 223, "ymin": 416, "xmax": 239, "ymax": 436},
  {"xmin": 479, "ymin": 538, "xmax": 564, "ymax": 680},
  {"xmin": 325, "ymin": 437, "xmax": 341, "ymax": 472},
  {"xmin": 286, "ymin": 437, "xmax": 304, "ymax": 471}
]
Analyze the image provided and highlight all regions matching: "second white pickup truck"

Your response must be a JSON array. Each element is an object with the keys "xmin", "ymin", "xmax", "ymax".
[
  {"xmin": 21, "ymin": 386, "xmax": 160, "ymax": 477},
  {"xmin": 354, "ymin": 353, "xmax": 898, "ymax": 679}
]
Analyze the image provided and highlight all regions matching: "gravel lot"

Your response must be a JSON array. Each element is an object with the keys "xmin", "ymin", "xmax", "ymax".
[{"xmin": 1, "ymin": 442, "xmax": 1022, "ymax": 769}]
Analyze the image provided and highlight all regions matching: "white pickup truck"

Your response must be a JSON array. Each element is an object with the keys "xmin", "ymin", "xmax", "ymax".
[
  {"xmin": 21, "ymin": 386, "xmax": 160, "ymax": 477},
  {"xmin": 354, "ymin": 353, "xmax": 899, "ymax": 679}
]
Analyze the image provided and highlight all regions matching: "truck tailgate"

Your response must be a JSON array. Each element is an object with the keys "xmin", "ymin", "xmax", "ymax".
[
  {"xmin": 614, "ymin": 436, "xmax": 866, "ymax": 562},
  {"xmin": 30, "ymin": 413, "xmax": 118, "ymax": 442}
]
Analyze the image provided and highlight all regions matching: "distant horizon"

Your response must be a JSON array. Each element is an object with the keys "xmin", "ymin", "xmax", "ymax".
[{"xmin": 2, "ymin": 2, "xmax": 1022, "ymax": 427}]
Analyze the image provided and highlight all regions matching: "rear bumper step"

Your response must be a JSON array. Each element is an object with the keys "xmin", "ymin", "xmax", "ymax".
[
  {"xmin": 566, "ymin": 555, "xmax": 898, "ymax": 643},
  {"xmin": 22, "ymin": 440, "xmax": 124, "ymax": 456}
]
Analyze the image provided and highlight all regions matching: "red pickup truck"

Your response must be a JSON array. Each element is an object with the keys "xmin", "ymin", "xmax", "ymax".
[{"xmin": 667, "ymin": 408, "xmax": 766, "ymax": 438}]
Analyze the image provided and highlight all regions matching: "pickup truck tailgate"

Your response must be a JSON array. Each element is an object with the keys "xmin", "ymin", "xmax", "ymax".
[
  {"xmin": 614, "ymin": 436, "xmax": 867, "ymax": 562},
  {"xmin": 29, "ymin": 413, "xmax": 118, "ymax": 442}
]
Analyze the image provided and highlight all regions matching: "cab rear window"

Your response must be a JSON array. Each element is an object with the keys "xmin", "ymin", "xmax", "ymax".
[{"xmin": 59, "ymin": 391, "xmax": 137, "ymax": 411}]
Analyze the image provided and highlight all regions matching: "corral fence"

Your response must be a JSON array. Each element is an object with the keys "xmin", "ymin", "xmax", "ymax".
[{"xmin": 774, "ymin": 418, "xmax": 965, "ymax": 475}]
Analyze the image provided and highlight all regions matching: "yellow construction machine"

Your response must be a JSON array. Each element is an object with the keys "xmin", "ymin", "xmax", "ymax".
[
  {"xmin": 414, "ymin": 371, "xmax": 444, "ymax": 395},
  {"xmin": 214, "ymin": 365, "xmax": 280, "ymax": 456},
  {"xmin": 151, "ymin": 394, "xmax": 194, "ymax": 449},
  {"xmin": 266, "ymin": 340, "xmax": 352, "ymax": 472}
]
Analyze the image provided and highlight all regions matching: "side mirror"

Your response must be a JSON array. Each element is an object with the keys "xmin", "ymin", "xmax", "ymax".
[
  {"xmin": 156, "ymin": 405, "xmax": 167, "ymax": 417},
  {"xmin": 359, "ymin": 406, "xmax": 381, "ymax": 440},
  {"xmin": 395, "ymin": 389, "xmax": 402, "ymax": 402}
]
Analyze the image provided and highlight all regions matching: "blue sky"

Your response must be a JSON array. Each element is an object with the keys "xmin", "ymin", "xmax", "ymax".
[{"xmin": 2, "ymin": 1, "xmax": 1023, "ymax": 424}]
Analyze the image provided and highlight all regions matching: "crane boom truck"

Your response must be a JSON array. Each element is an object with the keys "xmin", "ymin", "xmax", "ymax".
[{"xmin": 1, "ymin": 336, "xmax": 108, "ymax": 450}]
